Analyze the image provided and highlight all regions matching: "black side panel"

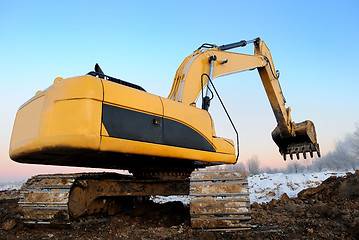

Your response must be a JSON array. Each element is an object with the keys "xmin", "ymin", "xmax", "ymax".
[
  {"xmin": 102, "ymin": 104, "xmax": 215, "ymax": 152},
  {"xmin": 163, "ymin": 118, "xmax": 215, "ymax": 152},
  {"xmin": 102, "ymin": 104, "xmax": 162, "ymax": 144}
]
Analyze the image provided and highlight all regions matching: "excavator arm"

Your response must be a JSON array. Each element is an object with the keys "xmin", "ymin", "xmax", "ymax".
[{"xmin": 168, "ymin": 38, "xmax": 320, "ymax": 160}]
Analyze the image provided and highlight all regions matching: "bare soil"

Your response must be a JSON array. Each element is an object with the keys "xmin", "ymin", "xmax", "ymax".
[{"xmin": 1, "ymin": 170, "xmax": 358, "ymax": 240}]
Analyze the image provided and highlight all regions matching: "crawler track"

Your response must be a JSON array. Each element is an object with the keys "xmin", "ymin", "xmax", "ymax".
[
  {"xmin": 18, "ymin": 169, "xmax": 251, "ymax": 230},
  {"xmin": 19, "ymin": 174, "xmax": 79, "ymax": 225},
  {"xmin": 190, "ymin": 170, "xmax": 251, "ymax": 231},
  {"xmin": 19, "ymin": 172, "xmax": 189, "ymax": 226}
]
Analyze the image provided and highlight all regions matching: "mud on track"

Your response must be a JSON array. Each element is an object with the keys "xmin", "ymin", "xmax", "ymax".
[{"xmin": 1, "ymin": 170, "xmax": 358, "ymax": 239}]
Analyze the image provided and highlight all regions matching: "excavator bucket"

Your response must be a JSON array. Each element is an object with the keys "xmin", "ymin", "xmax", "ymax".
[{"xmin": 272, "ymin": 120, "xmax": 320, "ymax": 160}]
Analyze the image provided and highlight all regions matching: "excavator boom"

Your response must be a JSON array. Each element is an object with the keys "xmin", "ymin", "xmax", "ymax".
[{"xmin": 168, "ymin": 37, "xmax": 320, "ymax": 160}]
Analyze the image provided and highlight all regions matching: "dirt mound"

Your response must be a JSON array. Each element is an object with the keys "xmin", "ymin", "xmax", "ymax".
[
  {"xmin": 298, "ymin": 170, "xmax": 359, "ymax": 201},
  {"xmin": 1, "ymin": 171, "xmax": 359, "ymax": 239},
  {"xmin": 253, "ymin": 170, "xmax": 359, "ymax": 239}
]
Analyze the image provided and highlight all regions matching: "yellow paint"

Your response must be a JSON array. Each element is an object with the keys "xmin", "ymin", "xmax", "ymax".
[
  {"xmin": 10, "ymin": 95, "xmax": 45, "ymax": 146},
  {"xmin": 102, "ymin": 80, "xmax": 163, "ymax": 117},
  {"xmin": 101, "ymin": 123, "xmax": 109, "ymax": 137},
  {"xmin": 100, "ymin": 136, "xmax": 236, "ymax": 164},
  {"xmin": 10, "ymin": 75, "xmax": 103, "ymax": 160}
]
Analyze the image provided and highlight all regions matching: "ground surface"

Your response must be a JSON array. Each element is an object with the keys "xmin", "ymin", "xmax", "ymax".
[{"xmin": 1, "ymin": 171, "xmax": 358, "ymax": 240}]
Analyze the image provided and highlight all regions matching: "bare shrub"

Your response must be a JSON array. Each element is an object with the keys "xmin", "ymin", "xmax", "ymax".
[{"xmin": 247, "ymin": 155, "xmax": 260, "ymax": 175}]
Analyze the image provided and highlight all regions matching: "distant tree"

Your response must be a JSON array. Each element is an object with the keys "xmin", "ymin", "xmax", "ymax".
[
  {"xmin": 220, "ymin": 161, "xmax": 247, "ymax": 173},
  {"xmin": 310, "ymin": 137, "xmax": 357, "ymax": 172},
  {"xmin": 319, "ymin": 150, "xmax": 345, "ymax": 171},
  {"xmin": 300, "ymin": 122, "xmax": 359, "ymax": 172},
  {"xmin": 262, "ymin": 167, "xmax": 273, "ymax": 174},
  {"xmin": 247, "ymin": 155, "xmax": 260, "ymax": 175},
  {"xmin": 303, "ymin": 157, "xmax": 314, "ymax": 171},
  {"xmin": 262, "ymin": 167, "xmax": 280, "ymax": 174},
  {"xmin": 348, "ymin": 123, "xmax": 359, "ymax": 161},
  {"xmin": 233, "ymin": 161, "xmax": 247, "ymax": 172},
  {"xmin": 286, "ymin": 162, "xmax": 305, "ymax": 173},
  {"xmin": 223, "ymin": 164, "xmax": 233, "ymax": 171},
  {"xmin": 336, "ymin": 140, "xmax": 357, "ymax": 170},
  {"xmin": 312, "ymin": 157, "xmax": 325, "ymax": 172}
]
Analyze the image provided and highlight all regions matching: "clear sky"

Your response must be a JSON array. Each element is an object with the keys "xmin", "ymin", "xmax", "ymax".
[{"xmin": 1, "ymin": 0, "xmax": 358, "ymax": 181}]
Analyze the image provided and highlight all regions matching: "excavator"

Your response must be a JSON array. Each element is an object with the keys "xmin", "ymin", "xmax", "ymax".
[{"xmin": 9, "ymin": 37, "xmax": 320, "ymax": 230}]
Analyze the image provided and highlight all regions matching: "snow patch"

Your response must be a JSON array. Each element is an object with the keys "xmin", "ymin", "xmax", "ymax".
[
  {"xmin": 152, "ymin": 171, "xmax": 352, "ymax": 205},
  {"xmin": 151, "ymin": 195, "xmax": 190, "ymax": 205},
  {"xmin": 249, "ymin": 171, "xmax": 351, "ymax": 203},
  {"xmin": 0, "ymin": 181, "xmax": 25, "ymax": 191}
]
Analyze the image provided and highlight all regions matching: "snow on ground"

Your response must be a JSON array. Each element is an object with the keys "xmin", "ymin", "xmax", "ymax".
[
  {"xmin": 0, "ymin": 171, "xmax": 352, "ymax": 204},
  {"xmin": 151, "ymin": 195, "xmax": 191, "ymax": 205},
  {"xmin": 0, "ymin": 181, "xmax": 24, "ymax": 191},
  {"xmin": 152, "ymin": 171, "xmax": 352, "ymax": 204},
  {"xmin": 249, "ymin": 171, "xmax": 351, "ymax": 204}
]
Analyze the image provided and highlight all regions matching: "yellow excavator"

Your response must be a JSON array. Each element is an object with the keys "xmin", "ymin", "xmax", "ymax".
[{"xmin": 9, "ymin": 38, "xmax": 320, "ymax": 230}]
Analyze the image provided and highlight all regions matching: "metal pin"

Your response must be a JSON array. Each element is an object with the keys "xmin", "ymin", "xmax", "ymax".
[{"xmin": 221, "ymin": 59, "xmax": 228, "ymax": 64}]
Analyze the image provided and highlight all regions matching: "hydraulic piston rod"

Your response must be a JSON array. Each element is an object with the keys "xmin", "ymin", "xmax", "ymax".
[{"xmin": 219, "ymin": 38, "xmax": 259, "ymax": 51}]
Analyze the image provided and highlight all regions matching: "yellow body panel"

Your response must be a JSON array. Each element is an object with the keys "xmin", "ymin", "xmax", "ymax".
[
  {"xmin": 102, "ymin": 78, "xmax": 163, "ymax": 117},
  {"xmin": 161, "ymin": 97, "xmax": 214, "ymax": 146},
  {"xmin": 212, "ymin": 137, "xmax": 235, "ymax": 154},
  {"xmin": 10, "ymin": 76, "xmax": 103, "ymax": 161},
  {"xmin": 11, "ymin": 95, "xmax": 45, "ymax": 146},
  {"xmin": 10, "ymin": 74, "xmax": 236, "ymax": 170},
  {"xmin": 100, "ymin": 137, "xmax": 235, "ymax": 163},
  {"xmin": 47, "ymin": 99, "xmax": 102, "ymax": 137},
  {"xmin": 98, "ymin": 78, "xmax": 235, "ymax": 163}
]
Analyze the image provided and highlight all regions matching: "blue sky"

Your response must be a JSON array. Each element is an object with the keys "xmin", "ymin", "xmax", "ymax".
[{"xmin": 1, "ymin": 0, "xmax": 358, "ymax": 180}]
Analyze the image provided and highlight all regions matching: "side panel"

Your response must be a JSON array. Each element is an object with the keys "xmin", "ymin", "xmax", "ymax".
[
  {"xmin": 102, "ymin": 103, "xmax": 163, "ymax": 144},
  {"xmin": 163, "ymin": 118, "xmax": 215, "ymax": 152},
  {"xmin": 46, "ymin": 99, "xmax": 102, "ymax": 138},
  {"xmin": 101, "ymin": 103, "xmax": 215, "ymax": 152},
  {"xmin": 161, "ymin": 97, "xmax": 214, "ymax": 149},
  {"xmin": 102, "ymin": 79, "xmax": 163, "ymax": 117},
  {"xmin": 100, "ymin": 81, "xmax": 234, "ymax": 162}
]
